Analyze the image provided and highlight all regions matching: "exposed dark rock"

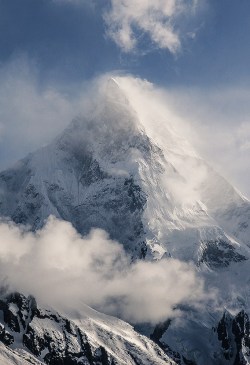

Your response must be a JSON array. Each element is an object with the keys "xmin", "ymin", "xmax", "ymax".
[
  {"xmin": 232, "ymin": 311, "xmax": 250, "ymax": 365},
  {"xmin": 216, "ymin": 310, "xmax": 250, "ymax": 365},
  {"xmin": 150, "ymin": 320, "xmax": 183, "ymax": 364},
  {"xmin": 199, "ymin": 239, "xmax": 247, "ymax": 269},
  {"xmin": 217, "ymin": 312, "xmax": 234, "ymax": 360},
  {"xmin": 150, "ymin": 319, "xmax": 171, "ymax": 343}
]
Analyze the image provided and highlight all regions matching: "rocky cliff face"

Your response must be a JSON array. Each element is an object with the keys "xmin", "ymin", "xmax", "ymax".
[{"xmin": 216, "ymin": 310, "xmax": 250, "ymax": 365}]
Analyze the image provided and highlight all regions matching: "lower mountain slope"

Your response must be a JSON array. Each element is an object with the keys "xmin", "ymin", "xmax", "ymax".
[{"xmin": 0, "ymin": 292, "xmax": 176, "ymax": 365}]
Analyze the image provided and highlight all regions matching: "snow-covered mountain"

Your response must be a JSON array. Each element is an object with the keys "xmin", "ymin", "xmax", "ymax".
[
  {"xmin": 0, "ymin": 78, "xmax": 250, "ymax": 364},
  {"xmin": 0, "ymin": 79, "xmax": 249, "ymax": 263}
]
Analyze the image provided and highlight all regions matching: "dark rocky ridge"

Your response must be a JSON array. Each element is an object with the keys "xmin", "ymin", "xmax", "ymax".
[
  {"xmin": 0, "ymin": 292, "xmax": 175, "ymax": 365},
  {"xmin": 216, "ymin": 311, "xmax": 250, "ymax": 365}
]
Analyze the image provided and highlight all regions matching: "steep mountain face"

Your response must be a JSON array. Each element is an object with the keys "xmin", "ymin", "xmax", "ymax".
[
  {"xmin": 216, "ymin": 310, "xmax": 250, "ymax": 364},
  {"xmin": 0, "ymin": 78, "xmax": 250, "ymax": 364},
  {"xmin": 0, "ymin": 79, "xmax": 249, "ymax": 264}
]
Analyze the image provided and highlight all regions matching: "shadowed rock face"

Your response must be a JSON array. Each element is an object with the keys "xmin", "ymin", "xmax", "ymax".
[
  {"xmin": 199, "ymin": 239, "xmax": 247, "ymax": 269},
  {"xmin": 216, "ymin": 311, "xmax": 250, "ymax": 365}
]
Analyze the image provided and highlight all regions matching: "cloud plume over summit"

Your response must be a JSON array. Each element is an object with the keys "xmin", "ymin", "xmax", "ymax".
[{"xmin": 0, "ymin": 64, "xmax": 249, "ymax": 197}]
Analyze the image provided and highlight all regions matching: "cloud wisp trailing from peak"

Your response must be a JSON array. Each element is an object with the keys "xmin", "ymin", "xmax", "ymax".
[
  {"xmin": 0, "ymin": 216, "xmax": 205, "ymax": 324},
  {"xmin": 113, "ymin": 76, "xmax": 250, "ymax": 198},
  {"xmin": 104, "ymin": 0, "xmax": 199, "ymax": 53},
  {"xmin": 159, "ymin": 86, "xmax": 250, "ymax": 198}
]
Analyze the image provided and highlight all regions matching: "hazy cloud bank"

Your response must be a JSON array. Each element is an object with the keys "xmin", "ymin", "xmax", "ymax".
[{"xmin": 0, "ymin": 216, "xmax": 204, "ymax": 323}]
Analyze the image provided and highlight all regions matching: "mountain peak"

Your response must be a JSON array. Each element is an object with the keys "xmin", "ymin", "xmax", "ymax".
[
  {"xmin": 1, "ymin": 78, "xmax": 250, "ymax": 364},
  {"xmin": 104, "ymin": 77, "xmax": 129, "ymax": 105}
]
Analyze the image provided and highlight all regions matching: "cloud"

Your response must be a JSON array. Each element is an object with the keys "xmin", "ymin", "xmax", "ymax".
[
  {"xmin": 0, "ymin": 216, "xmax": 205, "ymax": 323},
  {"xmin": 104, "ymin": 0, "xmax": 199, "ymax": 53}
]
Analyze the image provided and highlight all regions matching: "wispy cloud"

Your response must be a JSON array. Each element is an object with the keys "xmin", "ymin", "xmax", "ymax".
[
  {"xmin": 0, "ymin": 216, "xmax": 205, "ymax": 323},
  {"xmin": 104, "ymin": 0, "xmax": 199, "ymax": 53}
]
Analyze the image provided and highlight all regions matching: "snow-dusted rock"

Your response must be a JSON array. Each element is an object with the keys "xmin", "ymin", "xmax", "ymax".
[{"xmin": 0, "ymin": 292, "xmax": 176, "ymax": 365}]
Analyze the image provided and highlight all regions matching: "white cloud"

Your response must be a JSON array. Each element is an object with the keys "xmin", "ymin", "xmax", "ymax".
[
  {"xmin": 0, "ymin": 216, "xmax": 205, "ymax": 323},
  {"xmin": 104, "ymin": 0, "xmax": 199, "ymax": 53}
]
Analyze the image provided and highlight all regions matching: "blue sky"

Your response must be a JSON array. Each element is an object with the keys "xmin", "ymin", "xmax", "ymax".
[
  {"xmin": 0, "ymin": 0, "xmax": 250, "ymax": 195},
  {"xmin": 1, "ymin": 0, "xmax": 250, "ymax": 88}
]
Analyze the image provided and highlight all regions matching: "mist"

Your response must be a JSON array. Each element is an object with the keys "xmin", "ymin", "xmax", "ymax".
[{"xmin": 0, "ymin": 216, "xmax": 205, "ymax": 324}]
